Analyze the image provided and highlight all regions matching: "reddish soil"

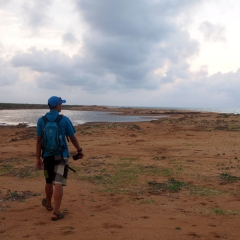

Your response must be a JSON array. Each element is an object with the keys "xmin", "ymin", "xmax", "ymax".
[{"xmin": 1, "ymin": 107, "xmax": 240, "ymax": 239}]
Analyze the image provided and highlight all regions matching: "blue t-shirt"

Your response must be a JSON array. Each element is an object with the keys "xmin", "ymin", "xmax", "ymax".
[{"xmin": 36, "ymin": 110, "xmax": 76, "ymax": 158}]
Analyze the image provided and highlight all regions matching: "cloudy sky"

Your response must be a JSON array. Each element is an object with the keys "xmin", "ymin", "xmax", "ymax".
[{"xmin": 0, "ymin": 0, "xmax": 240, "ymax": 108}]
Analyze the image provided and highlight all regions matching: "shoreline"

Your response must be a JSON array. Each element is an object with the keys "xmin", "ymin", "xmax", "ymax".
[
  {"xmin": 1, "ymin": 102, "xmax": 240, "ymax": 115},
  {"xmin": 1, "ymin": 103, "xmax": 239, "ymax": 127},
  {"xmin": 0, "ymin": 105, "xmax": 235, "ymax": 129},
  {"xmin": 0, "ymin": 105, "xmax": 222, "ymax": 128},
  {"xmin": 0, "ymin": 106, "xmax": 194, "ymax": 127}
]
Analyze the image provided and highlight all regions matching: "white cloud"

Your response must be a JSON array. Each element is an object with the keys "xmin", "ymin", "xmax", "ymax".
[{"xmin": 199, "ymin": 21, "xmax": 226, "ymax": 42}]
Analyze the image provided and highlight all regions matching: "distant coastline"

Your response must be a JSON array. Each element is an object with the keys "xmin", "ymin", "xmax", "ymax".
[
  {"xmin": 0, "ymin": 103, "xmax": 240, "ymax": 115},
  {"xmin": 0, "ymin": 103, "xmax": 85, "ymax": 110},
  {"xmin": 0, "ymin": 102, "xmax": 200, "ymax": 113}
]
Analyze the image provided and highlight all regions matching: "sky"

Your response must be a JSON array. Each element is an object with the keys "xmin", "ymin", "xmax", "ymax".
[{"xmin": 0, "ymin": 0, "xmax": 240, "ymax": 108}]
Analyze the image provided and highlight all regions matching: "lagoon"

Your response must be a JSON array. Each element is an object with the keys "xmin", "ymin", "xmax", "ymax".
[{"xmin": 0, "ymin": 109, "xmax": 167, "ymax": 127}]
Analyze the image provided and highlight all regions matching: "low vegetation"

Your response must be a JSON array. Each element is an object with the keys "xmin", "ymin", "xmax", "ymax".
[
  {"xmin": 0, "ymin": 158, "xmax": 42, "ymax": 178},
  {"xmin": 67, "ymin": 157, "xmax": 228, "ymax": 197}
]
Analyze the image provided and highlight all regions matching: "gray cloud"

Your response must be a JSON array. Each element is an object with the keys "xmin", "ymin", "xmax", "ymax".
[
  {"xmin": 21, "ymin": 0, "xmax": 53, "ymax": 30},
  {"xmin": 11, "ymin": 48, "xmax": 72, "ymax": 73},
  {"xmin": 9, "ymin": 0, "xmax": 240, "ymax": 108},
  {"xmin": 199, "ymin": 21, "xmax": 226, "ymax": 42},
  {"xmin": 71, "ymin": 0, "xmax": 202, "ymax": 88},
  {"xmin": 9, "ymin": 0, "xmax": 204, "ymax": 92},
  {"xmin": 0, "ymin": 59, "xmax": 19, "ymax": 86},
  {"xmin": 207, "ymin": 69, "xmax": 240, "ymax": 95},
  {"xmin": 156, "ymin": 66, "xmax": 240, "ymax": 108},
  {"xmin": 74, "ymin": 0, "xmax": 199, "ymax": 38},
  {"xmin": 11, "ymin": 48, "xmax": 117, "ymax": 91},
  {"xmin": 62, "ymin": 32, "xmax": 79, "ymax": 45}
]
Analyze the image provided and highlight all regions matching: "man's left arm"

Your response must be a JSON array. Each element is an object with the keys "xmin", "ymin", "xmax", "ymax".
[
  {"xmin": 65, "ymin": 117, "xmax": 84, "ymax": 158},
  {"xmin": 69, "ymin": 135, "xmax": 84, "ymax": 159}
]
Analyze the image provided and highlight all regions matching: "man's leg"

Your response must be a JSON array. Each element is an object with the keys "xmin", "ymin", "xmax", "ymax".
[
  {"xmin": 51, "ymin": 159, "xmax": 68, "ymax": 220},
  {"xmin": 53, "ymin": 183, "xmax": 63, "ymax": 214},
  {"xmin": 43, "ymin": 156, "xmax": 54, "ymax": 208},
  {"xmin": 45, "ymin": 183, "xmax": 53, "ymax": 207}
]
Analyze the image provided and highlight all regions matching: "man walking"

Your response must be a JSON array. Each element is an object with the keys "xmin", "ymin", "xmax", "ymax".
[{"xmin": 36, "ymin": 96, "xmax": 84, "ymax": 221}]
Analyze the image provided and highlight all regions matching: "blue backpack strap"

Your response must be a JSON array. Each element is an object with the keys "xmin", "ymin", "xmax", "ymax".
[
  {"xmin": 41, "ymin": 115, "xmax": 48, "ymax": 157},
  {"xmin": 55, "ymin": 114, "xmax": 63, "ymax": 123},
  {"xmin": 42, "ymin": 114, "xmax": 63, "ymax": 124},
  {"xmin": 55, "ymin": 115, "xmax": 64, "ymax": 160},
  {"xmin": 56, "ymin": 115, "xmax": 69, "ymax": 142},
  {"xmin": 42, "ymin": 115, "xmax": 48, "ymax": 125}
]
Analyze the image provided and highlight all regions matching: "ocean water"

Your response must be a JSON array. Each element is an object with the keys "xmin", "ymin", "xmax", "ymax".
[
  {"xmin": 0, "ymin": 109, "xmax": 168, "ymax": 127},
  {"xmin": 0, "ymin": 107, "xmax": 239, "ymax": 127}
]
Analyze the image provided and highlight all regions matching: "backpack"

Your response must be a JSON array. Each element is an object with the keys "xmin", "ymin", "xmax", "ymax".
[{"xmin": 41, "ymin": 114, "xmax": 65, "ymax": 155}]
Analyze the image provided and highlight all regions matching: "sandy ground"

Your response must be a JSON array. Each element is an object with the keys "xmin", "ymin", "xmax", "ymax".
[{"xmin": 1, "ymin": 107, "xmax": 240, "ymax": 240}]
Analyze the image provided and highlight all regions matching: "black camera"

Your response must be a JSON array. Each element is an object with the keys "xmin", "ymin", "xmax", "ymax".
[{"xmin": 72, "ymin": 150, "xmax": 83, "ymax": 160}]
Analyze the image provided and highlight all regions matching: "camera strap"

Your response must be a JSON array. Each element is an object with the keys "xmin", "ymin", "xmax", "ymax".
[{"xmin": 60, "ymin": 152, "xmax": 76, "ymax": 173}]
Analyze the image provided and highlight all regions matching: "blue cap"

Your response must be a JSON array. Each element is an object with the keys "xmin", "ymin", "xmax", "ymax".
[{"xmin": 48, "ymin": 96, "xmax": 66, "ymax": 108}]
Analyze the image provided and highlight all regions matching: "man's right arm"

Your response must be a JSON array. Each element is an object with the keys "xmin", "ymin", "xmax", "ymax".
[
  {"xmin": 36, "ymin": 136, "xmax": 43, "ymax": 169},
  {"xmin": 36, "ymin": 118, "xmax": 44, "ymax": 169}
]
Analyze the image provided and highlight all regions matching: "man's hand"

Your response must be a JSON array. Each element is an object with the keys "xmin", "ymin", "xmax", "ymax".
[
  {"xmin": 36, "ymin": 158, "xmax": 43, "ymax": 170},
  {"xmin": 78, "ymin": 152, "xmax": 84, "ymax": 159},
  {"xmin": 72, "ymin": 151, "xmax": 84, "ymax": 160}
]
